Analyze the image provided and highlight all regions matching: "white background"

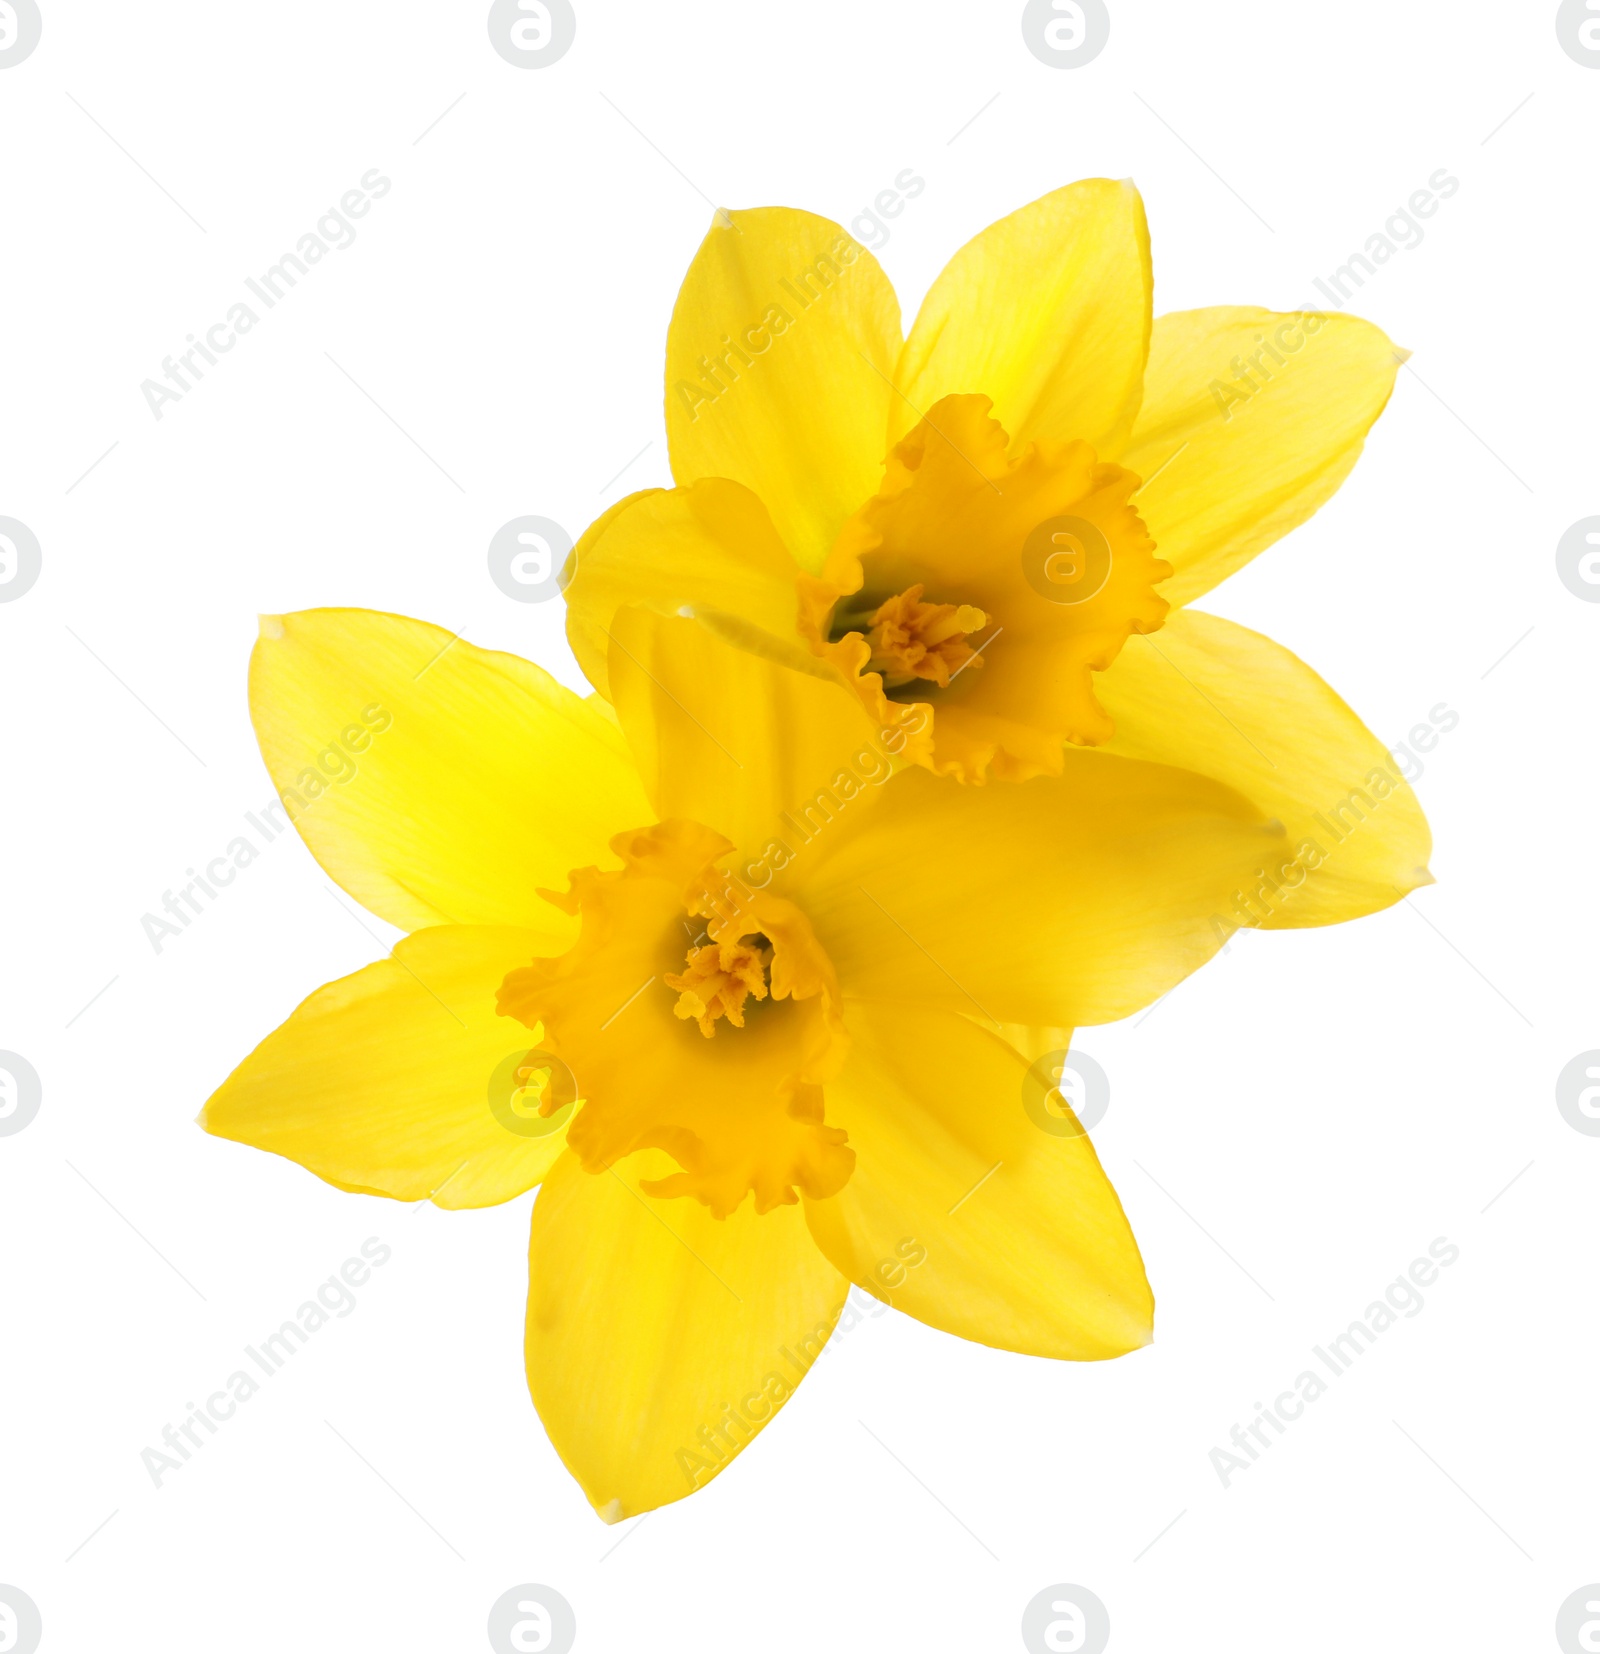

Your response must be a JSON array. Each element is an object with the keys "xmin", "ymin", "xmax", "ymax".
[{"xmin": 1, "ymin": 2, "xmax": 1595, "ymax": 1650}]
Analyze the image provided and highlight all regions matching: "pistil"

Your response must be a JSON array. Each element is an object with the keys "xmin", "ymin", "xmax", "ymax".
[
  {"xmin": 666, "ymin": 933, "xmax": 774, "ymax": 1036},
  {"xmin": 849, "ymin": 584, "xmax": 989, "ymax": 689}
]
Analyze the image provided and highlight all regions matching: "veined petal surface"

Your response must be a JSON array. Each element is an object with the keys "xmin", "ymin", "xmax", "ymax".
[
  {"xmin": 1096, "ymin": 609, "xmax": 1432, "ymax": 926},
  {"xmin": 897, "ymin": 178, "xmax": 1151, "ymax": 456},
  {"xmin": 806, "ymin": 1004, "xmax": 1152, "ymax": 1359},
  {"xmin": 793, "ymin": 756, "xmax": 1285, "ymax": 1027},
  {"xmin": 526, "ymin": 1148, "xmax": 848, "ymax": 1519},
  {"xmin": 249, "ymin": 609, "xmax": 650, "ymax": 930},
  {"xmin": 666, "ymin": 207, "xmax": 903, "ymax": 573},
  {"xmin": 1118, "ymin": 307, "xmax": 1401, "ymax": 604},
  {"xmin": 203, "ymin": 926, "xmax": 571, "ymax": 1207}
]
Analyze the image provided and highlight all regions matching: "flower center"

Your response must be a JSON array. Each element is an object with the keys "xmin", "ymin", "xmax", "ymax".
[
  {"xmin": 834, "ymin": 584, "xmax": 990, "ymax": 691},
  {"xmin": 799, "ymin": 393, "xmax": 1170, "ymax": 782},
  {"xmin": 666, "ymin": 931, "xmax": 773, "ymax": 1035},
  {"xmin": 496, "ymin": 822, "xmax": 853, "ymax": 1216}
]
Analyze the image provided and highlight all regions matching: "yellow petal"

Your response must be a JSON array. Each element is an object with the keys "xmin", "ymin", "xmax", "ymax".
[
  {"xmin": 896, "ymin": 178, "xmax": 1151, "ymax": 454},
  {"xmin": 563, "ymin": 481, "xmax": 804, "ymax": 700},
  {"xmin": 526, "ymin": 1147, "xmax": 848, "ymax": 1519},
  {"xmin": 606, "ymin": 606, "xmax": 904, "ymax": 862},
  {"xmin": 250, "ymin": 609, "xmax": 651, "ymax": 930},
  {"xmin": 793, "ymin": 754, "xmax": 1285, "ymax": 1027},
  {"xmin": 202, "ymin": 926, "xmax": 572, "ymax": 1207},
  {"xmin": 805, "ymin": 1005, "xmax": 1151, "ymax": 1359},
  {"xmin": 1119, "ymin": 308, "xmax": 1401, "ymax": 605},
  {"xmin": 666, "ymin": 207, "xmax": 903, "ymax": 573},
  {"xmin": 1096, "ymin": 609, "xmax": 1433, "ymax": 926}
]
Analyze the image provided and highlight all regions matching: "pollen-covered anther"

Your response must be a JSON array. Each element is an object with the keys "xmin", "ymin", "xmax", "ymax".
[
  {"xmin": 665, "ymin": 933, "xmax": 773, "ymax": 1037},
  {"xmin": 859, "ymin": 584, "xmax": 989, "ymax": 689}
]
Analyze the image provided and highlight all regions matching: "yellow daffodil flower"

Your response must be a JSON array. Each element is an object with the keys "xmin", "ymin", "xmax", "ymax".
[
  {"xmin": 564, "ymin": 177, "xmax": 1431, "ymax": 925},
  {"xmin": 204, "ymin": 604, "xmax": 1287, "ymax": 1518}
]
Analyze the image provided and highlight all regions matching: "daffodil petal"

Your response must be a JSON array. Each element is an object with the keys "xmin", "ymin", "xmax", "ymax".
[
  {"xmin": 805, "ymin": 1004, "xmax": 1150, "ymax": 1358},
  {"xmin": 250, "ymin": 609, "xmax": 651, "ymax": 930},
  {"xmin": 666, "ymin": 207, "xmax": 903, "ymax": 572},
  {"xmin": 563, "ymin": 482, "xmax": 804, "ymax": 699},
  {"xmin": 794, "ymin": 755, "xmax": 1284, "ymax": 1026},
  {"xmin": 606, "ymin": 607, "xmax": 894, "ymax": 862},
  {"xmin": 1118, "ymin": 307, "xmax": 1401, "ymax": 605},
  {"xmin": 526, "ymin": 1147, "xmax": 848, "ymax": 1519},
  {"xmin": 1096, "ymin": 610, "xmax": 1433, "ymax": 926},
  {"xmin": 202, "ymin": 926, "xmax": 571, "ymax": 1207},
  {"xmin": 896, "ymin": 178, "xmax": 1151, "ymax": 454}
]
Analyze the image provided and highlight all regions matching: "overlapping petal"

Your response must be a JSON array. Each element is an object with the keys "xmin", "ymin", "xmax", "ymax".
[
  {"xmin": 603, "ymin": 610, "xmax": 1282, "ymax": 1026},
  {"xmin": 795, "ymin": 757, "xmax": 1284, "ymax": 1026},
  {"xmin": 805, "ymin": 1004, "xmax": 1152, "ymax": 1359},
  {"xmin": 1096, "ymin": 609, "xmax": 1432, "ymax": 926},
  {"xmin": 605, "ymin": 605, "xmax": 917, "ymax": 860},
  {"xmin": 249, "ymin": 609, "xmax": 651, "ymax": 931},
  {"xmin": 202, "ymin": 926, "xmax": 571, "ymax": 1207},
  {"xmin": 563, "ymin": 480, "xmax": 805, "ymax": 700},
  {"xmin": 526, "ymin": 1147, "xmax": 848, "ymax": 1520}
]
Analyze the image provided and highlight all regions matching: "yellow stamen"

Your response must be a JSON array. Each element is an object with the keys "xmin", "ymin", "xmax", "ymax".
[
  {"xmin": 665, "ymin": 934, "xmax": 772, "ymax": 1037},
  {"xmin": 862, "ymin": 584, "xmax": 988, "ymax": 689}
]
